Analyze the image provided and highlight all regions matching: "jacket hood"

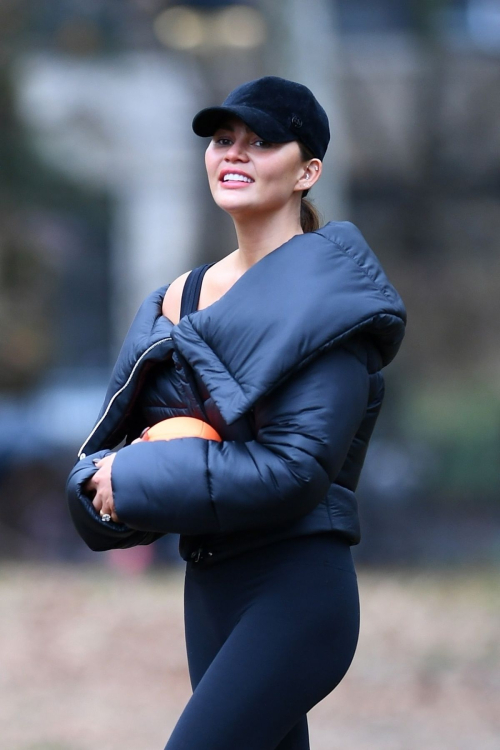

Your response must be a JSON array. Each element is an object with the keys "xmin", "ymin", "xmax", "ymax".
[{"xmin": 172, "ymin": 221, "xmax": 406, "ymax": 426}]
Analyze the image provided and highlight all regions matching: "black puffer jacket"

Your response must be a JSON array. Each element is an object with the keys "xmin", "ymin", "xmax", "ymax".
[{"xmin": 66, "ymin": 221, "xmax": 406, "ymax": 564}]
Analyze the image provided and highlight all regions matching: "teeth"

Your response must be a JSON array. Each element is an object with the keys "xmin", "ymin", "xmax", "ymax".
[{"xmin": 223, "ymin": 173, "xmax": 253, "ymax": 183}]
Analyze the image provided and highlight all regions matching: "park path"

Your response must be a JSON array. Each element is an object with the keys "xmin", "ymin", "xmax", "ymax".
[{"xmin": 0, "ymin": 563, "xmax": 498, "ymax": 749}]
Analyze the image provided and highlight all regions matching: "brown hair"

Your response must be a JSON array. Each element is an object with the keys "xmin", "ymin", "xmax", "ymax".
[{"xmin": 298, "ymin": 142, "xmax": 322, "ymax": 233}]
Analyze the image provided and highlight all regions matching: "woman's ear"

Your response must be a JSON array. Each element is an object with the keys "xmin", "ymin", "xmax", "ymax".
[{"xmin": 296, "ymin": 158, "xmax": 322, "ymax": 192}]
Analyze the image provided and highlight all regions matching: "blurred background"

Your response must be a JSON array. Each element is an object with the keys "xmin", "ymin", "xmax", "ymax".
[{"xmin": 0, "ymin": 1, "xmax": 499, "ymax": 748}]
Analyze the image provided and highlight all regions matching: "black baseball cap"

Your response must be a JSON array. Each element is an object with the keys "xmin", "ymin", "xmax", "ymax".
[{"xmin": 192, "ymin": 75, "xmax": 330, "ymax": 161}]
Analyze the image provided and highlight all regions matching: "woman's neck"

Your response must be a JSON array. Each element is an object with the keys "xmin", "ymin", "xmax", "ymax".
[{"xmin": 231, "ymin": 210, "xmax": 303, "ymax": 273}]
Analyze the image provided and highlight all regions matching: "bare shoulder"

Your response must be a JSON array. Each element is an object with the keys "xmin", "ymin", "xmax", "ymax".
[
  {"xmin": 162, "ymin": 257, "xmax": 233, "ymax": 323},
  {"xmin": 161, "ymin": 270, "xmax": 191, "ymax": 325}
]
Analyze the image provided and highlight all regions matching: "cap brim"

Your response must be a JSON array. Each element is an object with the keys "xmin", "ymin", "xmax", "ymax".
[{"xmin": 192, "ymin": 105, "xmax": 294, "ymax": 143}]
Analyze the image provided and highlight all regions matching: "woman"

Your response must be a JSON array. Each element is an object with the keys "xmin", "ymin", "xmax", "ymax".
[{"xmin": 67, "ymin": 76, "xmax": 406, "ymax": 750}]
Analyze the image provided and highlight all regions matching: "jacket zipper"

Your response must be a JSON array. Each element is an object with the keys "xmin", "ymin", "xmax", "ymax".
[{"xmin": 78, "ymin": 336, "xmax": 172, "ymax": 458}]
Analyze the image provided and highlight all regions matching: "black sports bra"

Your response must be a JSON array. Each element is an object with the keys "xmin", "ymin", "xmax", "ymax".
[
  {"xmin": 179, "ymin": 263, "xmax": 216, "ymax": 319},
  {"xmin": 134, "ymin": 262, "xmax": 216, "ymax": 430}
]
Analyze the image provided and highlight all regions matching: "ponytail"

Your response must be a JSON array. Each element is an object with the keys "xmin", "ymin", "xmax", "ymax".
[
  {"xmin": 298, "ymin": 142, "xmax": 323, "ymax": 233},
  {"xmin": 300, "ymin": 196, "xmax": 321, "ymax": 233}
]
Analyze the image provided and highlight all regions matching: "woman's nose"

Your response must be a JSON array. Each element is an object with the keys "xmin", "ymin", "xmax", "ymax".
[{"xmin": 225, "ymin": 140, "xmax": 249, "ymax": 160}]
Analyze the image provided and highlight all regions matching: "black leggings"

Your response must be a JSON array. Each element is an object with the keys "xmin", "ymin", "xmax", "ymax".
[{"xmin": 165, "ymin": 534, "xmax": 360, "ymax": 750}]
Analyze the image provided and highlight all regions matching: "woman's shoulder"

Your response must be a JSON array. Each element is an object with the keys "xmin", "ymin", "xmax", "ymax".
[
  {"xmin": 162, "ymin": 258, "xmax": 238, "ymax": 324},
  {"xmin": 161, "ymin": 270, "xmax": 191, "ymax": 325}
]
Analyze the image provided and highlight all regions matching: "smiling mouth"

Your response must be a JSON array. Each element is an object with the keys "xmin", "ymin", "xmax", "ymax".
[{"xmin": 220, "ymin": 173, "xmax": 255, "ymax": 184}]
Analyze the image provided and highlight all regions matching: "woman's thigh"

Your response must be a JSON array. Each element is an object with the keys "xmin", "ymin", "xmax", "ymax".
[{"xmin": 167, "ymin": 535, "xmax": 359, "ymax": 750}]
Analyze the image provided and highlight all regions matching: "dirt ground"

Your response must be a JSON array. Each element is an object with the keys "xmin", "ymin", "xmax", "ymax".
[{"xmin": 0, "ymin": 561, "xmax": 499, "ymax": 750}]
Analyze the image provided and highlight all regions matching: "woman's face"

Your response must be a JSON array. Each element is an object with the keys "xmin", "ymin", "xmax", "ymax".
[{"xmin": 204, "ymin": 115, "xmax": 316, "ymax": 219}]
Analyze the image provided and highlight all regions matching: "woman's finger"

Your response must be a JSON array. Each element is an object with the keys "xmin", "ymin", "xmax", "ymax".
[
  {"xmin": 92, "ymin": 493, "xmax": 103, "ymax": 513},
  {"xmin": 100, "ymin": 496, "xmax": 120, "ymax": 524},
  {"xmin": 87, "ymin": 453, "xmax": 118, "ymax": 521}
]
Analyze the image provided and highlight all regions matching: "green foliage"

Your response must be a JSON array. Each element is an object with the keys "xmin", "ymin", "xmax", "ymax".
[{"xmin": 404, "ymin": 379, "xmax": 500, "ymax": 498}]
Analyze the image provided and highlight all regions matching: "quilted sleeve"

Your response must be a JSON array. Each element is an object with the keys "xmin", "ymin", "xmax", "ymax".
[
  {"xmin": 66, "ymin": 449, "xmax": 165, "ymax": 551},
  {"xmin": 109, "ymin": 345, "xmax": 370, "ymax": 535}
]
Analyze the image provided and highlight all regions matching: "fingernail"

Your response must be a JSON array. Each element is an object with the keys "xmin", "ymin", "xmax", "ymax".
[{"xmin": 92, "ymin": 458, "xmax": 100, "ymax": 465}]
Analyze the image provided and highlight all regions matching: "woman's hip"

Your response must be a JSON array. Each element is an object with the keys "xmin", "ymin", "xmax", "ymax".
[{"xmin": 184, "ymin": 532, "xmax": 359, "ymax": 644}]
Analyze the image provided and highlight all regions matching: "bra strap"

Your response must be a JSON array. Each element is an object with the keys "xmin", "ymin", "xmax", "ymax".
[{"xmin": 180, "ymin": 263, "xmax": 214, "ymax": 319}]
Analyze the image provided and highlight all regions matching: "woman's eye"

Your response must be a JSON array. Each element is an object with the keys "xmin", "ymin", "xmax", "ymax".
[{"xmin": 213, "ymin": 136, "xmax": 272, "ymax": 148}]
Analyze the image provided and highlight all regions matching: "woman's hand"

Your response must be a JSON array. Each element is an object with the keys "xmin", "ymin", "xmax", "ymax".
[{"xmin": 84, "ymin": 453, "xmax": 120, "ymax": 522}]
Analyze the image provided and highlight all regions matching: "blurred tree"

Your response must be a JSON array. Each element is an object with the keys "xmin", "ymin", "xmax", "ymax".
[{"xmin": 0, "ymin": 62, "xmax": 110, "ymax": 389}]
